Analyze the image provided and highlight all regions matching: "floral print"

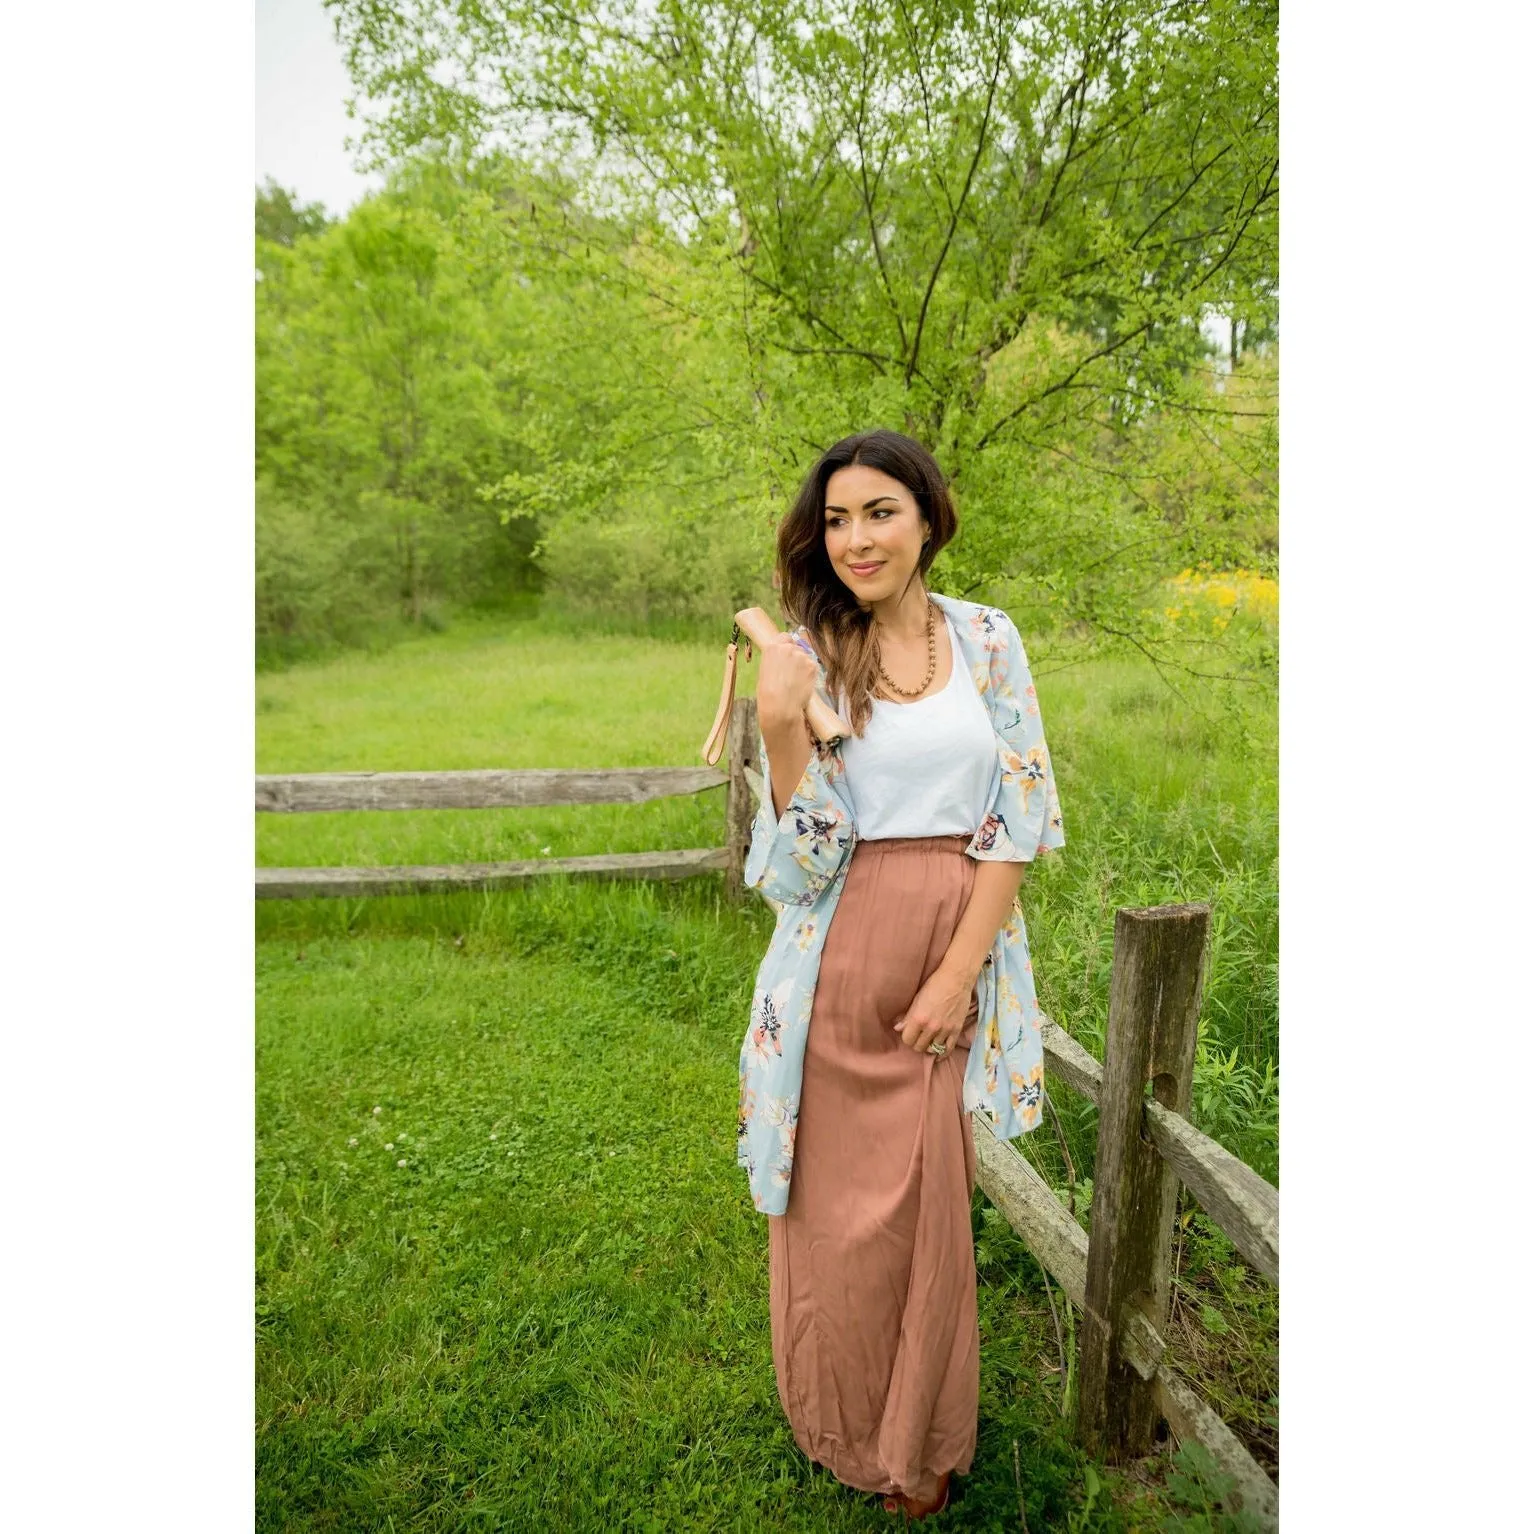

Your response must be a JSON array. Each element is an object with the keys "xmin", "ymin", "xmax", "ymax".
[{"xmin": 737, "ymin": 591, "xmax": 1066, "ymax": 1215}]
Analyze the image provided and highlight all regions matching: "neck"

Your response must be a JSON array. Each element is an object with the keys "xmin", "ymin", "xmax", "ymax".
[{"xmin": 867, "ymin": 584, "xmax": 933, "ymax": 642}]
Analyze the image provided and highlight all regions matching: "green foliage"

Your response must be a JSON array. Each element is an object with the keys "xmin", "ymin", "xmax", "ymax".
[
  {"xmin": 1166, "ymin": 1206, "xmax": 1278, "ymax": 1466},
  {"xmin": 259, "ymin": 7, "xmax": 1279, "ymax": 695},
  {"xmin": 255, "ymin": 474, "xmax": 400, "ymax": 662},
  {"xmin": 1066, "ymin": 1463, "xmax": 1106, "ymax": 1531},
  {"xmin": 256, "ymin": 167, "xmax": 556, "ymax": 657},
  {"xmin": 319, "ymin": 0, "xmax": 1277, "ymax": 703},
  {"xmin": 255, "ymin": 176, "xmax": 331, "ymax": 246},
  {"xmin": 1192, "ymin": 1043, "xmax": 1278, "ymax": 1184}
]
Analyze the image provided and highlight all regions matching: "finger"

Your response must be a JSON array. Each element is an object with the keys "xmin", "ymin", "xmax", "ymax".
[
  {"xmin": 905, "ymin": 1020, "xmax": 937, "ymax": 1053},
  {"xmin": 916, "ymin": 1022, "xmax": 961, "ymax": 1055}
]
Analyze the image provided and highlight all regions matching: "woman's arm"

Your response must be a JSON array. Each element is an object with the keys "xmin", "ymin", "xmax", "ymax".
[
  {"xmin": 894, "ymin": 859, "xmax": 1028, "ymax": 1054},
  {"xmin": 764, "ymin": 715, "xmax": 815, "ymax": 820},
  {"xmin": 756, "ymin": 631, "xmax": 820, "ymax": 818},
  {"xmin": 743, "ymin": 723, "xmax": 854, "ymax": 907},
  {"xmin": 742, "ymin": 632, "xmax": 854, "ymax": 907},
  {"xmin": 943, "ymin": 859, "xmax": 1028, "ymax": 985}
]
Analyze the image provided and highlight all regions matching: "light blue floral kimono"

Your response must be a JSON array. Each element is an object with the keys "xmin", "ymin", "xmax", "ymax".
[{"xmin": 737, "ymin": 590, "xmax": 1067, "ymax": 1215}]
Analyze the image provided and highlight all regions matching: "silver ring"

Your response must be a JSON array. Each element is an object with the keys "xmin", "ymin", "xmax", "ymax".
[{"xmin": 928, "ymin": 1042, "xmax": 947, "ymax": 1057}]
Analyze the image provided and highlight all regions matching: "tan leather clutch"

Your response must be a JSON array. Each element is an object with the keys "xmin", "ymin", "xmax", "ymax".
[{"xmin": 700, "ymin": 607, "xmax": 853, "ymax": 765}]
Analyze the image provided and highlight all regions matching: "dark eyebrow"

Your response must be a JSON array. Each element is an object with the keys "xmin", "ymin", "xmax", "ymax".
[{"xmin": 823, "ymin": 495, "xmax": 899, "ymax": 514}]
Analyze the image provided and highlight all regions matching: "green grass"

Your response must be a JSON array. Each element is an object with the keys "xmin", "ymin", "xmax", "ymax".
[
  {"xmin": 257, "ymin": 610, "xmax": 728, "ymax": 871},
  {"xmin": 257, "ymin": 608, "xmax": 1277, "ymax": 1530}
]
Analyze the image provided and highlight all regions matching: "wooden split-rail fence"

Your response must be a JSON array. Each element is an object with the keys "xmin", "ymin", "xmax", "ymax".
[{"xmin": 257, "ymin": 696, "xmax": 1279, "ymax": 1525}]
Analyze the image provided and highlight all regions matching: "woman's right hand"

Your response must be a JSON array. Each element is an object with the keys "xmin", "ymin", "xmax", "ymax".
[{"xmin": 755, "ymin": 631, "xmax": 820, "ymax": 736}]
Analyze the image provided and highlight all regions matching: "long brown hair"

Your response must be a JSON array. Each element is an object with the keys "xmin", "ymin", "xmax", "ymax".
[{"xmin": 775, "ymin": 429, "xmax": 959, "ymax": 738}]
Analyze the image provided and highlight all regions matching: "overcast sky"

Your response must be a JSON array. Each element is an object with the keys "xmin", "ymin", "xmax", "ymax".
[{"xmin": 256, "ymin": 0, "xmax": 382, "ymax": 215}]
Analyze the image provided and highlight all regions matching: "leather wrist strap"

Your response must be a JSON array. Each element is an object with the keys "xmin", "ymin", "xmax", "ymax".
[{"xmin": 701, "ymin": 625, "xmax": 752, "ymax": 766}]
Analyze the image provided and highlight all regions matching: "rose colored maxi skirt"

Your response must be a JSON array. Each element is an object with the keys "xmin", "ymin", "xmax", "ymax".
[{"xmin": 769, "ymin": 832, "xmax": 982, "ymax": 1506}]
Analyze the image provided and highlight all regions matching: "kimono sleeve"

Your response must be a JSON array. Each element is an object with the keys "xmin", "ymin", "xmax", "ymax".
[
  {"xmin": 743, "ymin": 724, "xmax": 854, "ymax": 907},
  {"xmin": 967, "ymin": 611, "xmax": 1066, "ymax": 864}
]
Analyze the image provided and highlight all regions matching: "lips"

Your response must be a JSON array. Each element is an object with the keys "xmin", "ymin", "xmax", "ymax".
[{"xmin": 849, "ymin": 562, "xmax": 885, "ymax": 575}]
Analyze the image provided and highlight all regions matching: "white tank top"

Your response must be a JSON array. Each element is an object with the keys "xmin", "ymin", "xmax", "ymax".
[{"xmin": 836, "ymin": 610, "xmax": 997, "ymax": 840}]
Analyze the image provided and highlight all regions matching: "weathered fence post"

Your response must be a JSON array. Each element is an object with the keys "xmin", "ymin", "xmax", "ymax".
[
  {"xmin": 1078, "ymin": 901, "xmax": 1212, "ymax": 1459},
  {"xmin": 722, "ymin": 695, "xmax": 760, "ymax": 903}
]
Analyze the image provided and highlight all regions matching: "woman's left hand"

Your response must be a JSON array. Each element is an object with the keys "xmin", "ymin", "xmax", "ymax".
[{"xmin": 894, "ymin": 965, "xmax": 976, "ymax": 1055}]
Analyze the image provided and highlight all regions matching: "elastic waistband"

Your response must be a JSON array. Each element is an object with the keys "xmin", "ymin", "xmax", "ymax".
[{"xmin": 854, "ymin": 832, "xmax": 973, "ymax": 856}]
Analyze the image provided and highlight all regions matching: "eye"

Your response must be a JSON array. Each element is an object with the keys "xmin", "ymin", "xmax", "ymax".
[{"xmin": 825, "ymin": 509, "xmax": 893, "ymax": 525}]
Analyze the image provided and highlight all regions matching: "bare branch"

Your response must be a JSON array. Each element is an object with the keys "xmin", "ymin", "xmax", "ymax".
[
  {"xmin": 1191, "ymin": 157, "xmax": 1279, "ymax": 293},
  {"xmin": 971, "ymin": 318, "xmax": 1155, "ymax": 453},
  {"xmin": 905, "ymin": 19, "xmax": 1009, "ymax": 387},
  {"xmin": 853, "ymin": 34, "xmax": 909, "ymax": 353}
]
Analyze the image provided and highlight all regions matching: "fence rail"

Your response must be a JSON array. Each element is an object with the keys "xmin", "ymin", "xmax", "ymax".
[
  {"xmin": 255, "ymin": 693, "xmax": 1278, "ymax": 1524},
  {"xmin": 254, "ymin": 765, "xmax": 737, "ymax": 899},
  {"xmin": 1037, "ymin": 1021, "xmax": 1278, "ymax": 1285},
  {"xmin": 255, "ymin": 765, "xmax": 728, "ymax": 814},
  {"xmin": 256, "ymin": 848, "xmax": 730, "ymax": 900}
]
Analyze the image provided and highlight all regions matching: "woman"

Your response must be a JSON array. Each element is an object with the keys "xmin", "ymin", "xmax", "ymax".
[{"xmin": 737, "ymin": 429, "xmax": 1065, "ymax": 1521}]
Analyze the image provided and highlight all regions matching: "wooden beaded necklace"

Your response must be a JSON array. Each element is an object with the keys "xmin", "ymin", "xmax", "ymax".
[{"xmin": 874, "ymin": 598, "xmax": 939, "ymax": 699}]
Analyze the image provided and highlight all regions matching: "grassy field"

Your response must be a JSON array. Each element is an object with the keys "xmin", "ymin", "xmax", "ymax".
[{"xmin": 256, "ymin": 609, "xmax": 1278, "ymax": 1530}]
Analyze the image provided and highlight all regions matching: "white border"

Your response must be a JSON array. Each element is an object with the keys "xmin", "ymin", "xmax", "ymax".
[
  {"xmin": 2, "ymin": 2, "xmax": 1530, "ymax": 1526},
  {"xmin": 1, "ymin": 3, "xmax": 253, "ymax": 1525}
]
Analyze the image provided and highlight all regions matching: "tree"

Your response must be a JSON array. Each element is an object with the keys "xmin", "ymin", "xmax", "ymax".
[
  {"xmin": 255, "ymin": 177, "xmax": 332, "ymax": 246},
  {"xmin": 257, "ymin": 172, "xmax": 550, "ymax": 644},
  {"xmin": 324, "ymin": 0, "xmax": 1277, "ymax": 693}
]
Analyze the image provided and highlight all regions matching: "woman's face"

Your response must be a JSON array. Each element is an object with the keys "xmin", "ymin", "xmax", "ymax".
[{"xmin": 822, "ymin": 464, "xmax": 929, "ymax": 600}]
